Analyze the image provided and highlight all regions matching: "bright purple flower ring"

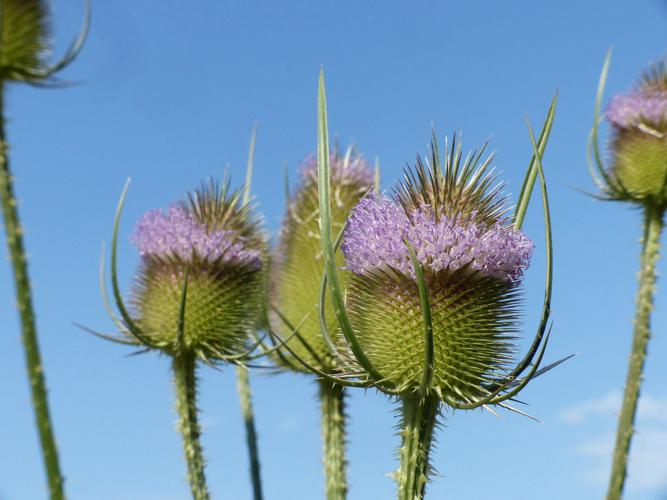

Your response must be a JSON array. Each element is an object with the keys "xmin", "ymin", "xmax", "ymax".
[
  {"xmin": 606, "ymin": 90, "xmax": 667, "ymax": 129},
  {"xmin": 131, "ymin": 206, "xmax": 262, "ymax": 268},
  {"xmin": 342, "ymin": 193, "xmax": 533, "ymax": 282}
]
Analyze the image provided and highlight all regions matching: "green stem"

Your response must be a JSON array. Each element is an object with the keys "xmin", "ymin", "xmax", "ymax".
[
  {"xmin": 397, "ymin": 394, "xmax": 440, "ymax": 500},
  {"xmin": 606, "ymin": 203, "xmax": 664, "ymax": 500},
  {"xmin": 0, "ymin": 85, "xmax": 65, "ymax": 499},
  {"xmin": 319, "ymin": 381, "xmax": 347, "ymax": 500},
  {"xmin": 172, "ymin": 352, "xmax": 210, "ymax": 500},
  {"xmin": 235, "ymin": 366, "xmax": 264, "ymax": 500}
]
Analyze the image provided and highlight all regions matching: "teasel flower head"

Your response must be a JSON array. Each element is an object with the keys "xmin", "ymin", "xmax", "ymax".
[
  {"xmin": 0, "ymin": 0, "xmax": 89, "ymax": 85},
  {"xmin": 338, "ymin": 140, "xmax": 538, "ymax": 403},
  {"xmin": 98, "ymin": 178, "xmax": 268, "ymax": 364},
  {"xmin": 271, "ymin": 148, "xmax": 374, "ymax": 372},
  {"xmin": 590, "ymin": 52, "xmax": 667, "ymax": 207}
]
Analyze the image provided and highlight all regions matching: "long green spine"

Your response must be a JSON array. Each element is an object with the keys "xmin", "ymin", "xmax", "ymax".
[
  {"xmin": 606, "ymin": 203, "xmax": 664, "ymax": 500},
  {"xmin": 397, "ymin": 395, "xmax": 439, "ymax": 500},
  {"xmin": 319, "ymin": 381, "xmax": 347, "ymax": 500},
  {"xmin": 236, "ymin": 366, "xmax": 263, "ymax": 500},
  {"xmin": 0, "ymin": 83, "xmax": 65, "ymax": 499},
  {"xmin": 173, "ymin": 352, "xmax": 210, "ymax": 500}
]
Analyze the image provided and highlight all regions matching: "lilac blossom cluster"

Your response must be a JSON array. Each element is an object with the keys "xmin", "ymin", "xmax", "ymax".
[
  {"xmin": 299, "ymin": 153, "xmax": 374, "ymax": 186},
  {"xmin": 131, "ymin": 206, "xmax": 261, "ymax": 268},
  {"xmin": 341, "ymin": 194, "xmax": 533, "ymax": 282},
  {"xmin": 606, "ymin": 89, "xmax": 667, "ymax": 129}
]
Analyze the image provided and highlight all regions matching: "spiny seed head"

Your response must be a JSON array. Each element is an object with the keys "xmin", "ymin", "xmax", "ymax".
[
  {"xmin": 605, "ymin": 60, "xmax": 667, "ymax": 204},
  {"xmin": 0, "ymin": 0, "xmax": 51, "ymax": 82},
  {"xmin": 341, "ymin": 138, "xmax": 533, "ymax": 401},
  {"xmin": 272, "ymin": 148, "xmax": 373, "ymax": 372},
  {"xmin": 130, "ymin": 179, "xmax": 265, "ymax": 359}
]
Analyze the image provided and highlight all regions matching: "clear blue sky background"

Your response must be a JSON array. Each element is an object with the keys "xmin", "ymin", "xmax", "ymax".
[{"xmin": 1, "ymin": 1, "xmax": 667, "ymax": 499}]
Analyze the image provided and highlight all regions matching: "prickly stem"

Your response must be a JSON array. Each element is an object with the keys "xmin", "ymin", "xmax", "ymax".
[
  {"xmin": 319, "ymin": 381, "xmax": 348, "ymax": 500},
  {"xmin": 397, "ymin": 394, "xmax": 440, "ymax": 500},
  {"xmin": 172, "ymin": 352, "xmax": 210, "ymax": 500},
  {"xmin": 235, "ymin": 365, "xmax": 264, "ymax": 500},
  {"xmin": 0, "ymin": 83, "xmax": 65, "ymax": 499},
  {"xmin": 607, "ymin": 203, "xmax": 664, "ymax": 500}
]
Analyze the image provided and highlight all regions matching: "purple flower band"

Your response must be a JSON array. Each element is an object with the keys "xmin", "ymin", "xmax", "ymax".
[
  {"xmin": 341, "ymin": 194, "xmax": 533, "ymax": 282},
  {"xmin": 131, "ymin": 206, "xmax": 261, "ymax": 268},
  {"xmin": 606, "ymin": 90, "xmax": 667, "ymax": 129}
]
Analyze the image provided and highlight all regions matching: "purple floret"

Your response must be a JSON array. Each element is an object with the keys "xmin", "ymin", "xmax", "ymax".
[
  {"xmin": 131, "ymin": 206, "xmax": 261, "ymax": 268},
  {"xmin": 606, "ymin": 89, "xmax": 667, "ymax": 129},
  {"xmin": 341, "ymin": 194, "xmax": 533, "ymax": 283},
  {"xmin": 299, "ymin": 152, "xmax": 374, "ymax": 186}
]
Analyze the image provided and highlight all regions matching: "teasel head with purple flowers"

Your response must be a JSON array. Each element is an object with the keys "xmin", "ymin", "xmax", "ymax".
[
  {"xmin": 271, "ymin": 148, "xmax": 374, "ymax": 372},
  {"xmin": 100, "ymin": 177, "xmax": 267, "ymax": 362},
  {"xmin": 340, "ymin": 144, "xmax": 536, "ymax": 401},
  {"xmin": 590, "ymin": 52, "xmax": 667, "ymax": 206}
]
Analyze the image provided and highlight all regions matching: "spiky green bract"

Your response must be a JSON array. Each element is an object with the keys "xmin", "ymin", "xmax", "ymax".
[
  {"xmin": 132, "ymin": 179, "xmax": 266, "ymax": 361},
  {"xmin": 345, "ymin": 140, "xmax": 522, "ymax": 401},
  {"xmin": 272, "ymin": 150, "xmax": 373, "ymax": 372}
]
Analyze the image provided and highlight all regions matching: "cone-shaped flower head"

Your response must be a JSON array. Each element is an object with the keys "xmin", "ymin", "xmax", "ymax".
[
  {"xmin": 272, "ymin": 148, "xmax": 374, "ymax": 371},
  {"xmin": 130, "ymin": 179, "xmax": 265, "ymax": 359},
  {"xmin": 340, "ymin": 141, "xmax": 534, "ymax": 401},
  {"xmin": 605, "ymin": 61, "xmax": 667, "ymax": 204}
]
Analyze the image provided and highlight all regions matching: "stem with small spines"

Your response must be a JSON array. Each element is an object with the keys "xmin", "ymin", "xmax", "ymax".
[
  {"xmin": 319, "ymin": 380, "xmax": 348, "ymax": 500},
  {"xmin": 0, "ymin": 83, "xmax": 65, "ymax": 499},
  {"xmin": 606, "ymin": 202, "xmax": 664, "ymax": 500},
  {"xmin": 172, "ymin": 351, "xmax": 210, "ymax": 500},
  {"xmin": 236, "ymin": 365, "xmax": 263, "ymax": 500},
  {"xmin": 397, "ymin": 394, "xmax": 440, "ymax": 500}
]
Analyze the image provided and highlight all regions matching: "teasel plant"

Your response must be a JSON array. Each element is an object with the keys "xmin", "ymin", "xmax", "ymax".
[
  {"xmin": 0, "ymin": 1, "xmax": 89, "ymax": 498},
  {"xmin": 270, "ymin": 144, "xmax": 376, "ymax": 500},
  {"xmin": 270, "ymin": 70, "xmax": 567, "ymax": 499},
  {"xmin": 89, "ymin": 175, "xmax": 289, "ymax": 499},
  {"xmin": 588, "ymin": 51, "xmax": 667, "ymax": 500}
]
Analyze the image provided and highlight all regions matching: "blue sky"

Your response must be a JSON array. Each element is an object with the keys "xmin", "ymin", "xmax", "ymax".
[{"xmin": 1, "ymin": 1, "xmax": 667, "ymax": 499}]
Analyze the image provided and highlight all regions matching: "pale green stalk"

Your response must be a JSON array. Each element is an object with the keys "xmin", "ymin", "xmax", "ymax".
[
  {"xmin": 236, "ymin": 366, "xmax": 263, "ymax": 500},
  {"xmin": 172, "ymin": 352, "xmax": 210, "ymax": 500},
  {"xmin": 0, "ymin": 84, "xmax": 65, "ymax": 499},
  {"xmin": 606, "ymin": 203, "xmax": 664, "ymax": 500},
  {"xmin": 397, "ymin": 395, "xmax": 440, "ymax": 500},
  {"xmin": 319, "ymin": 381, "xmax": 347, "ymax": 500}
]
